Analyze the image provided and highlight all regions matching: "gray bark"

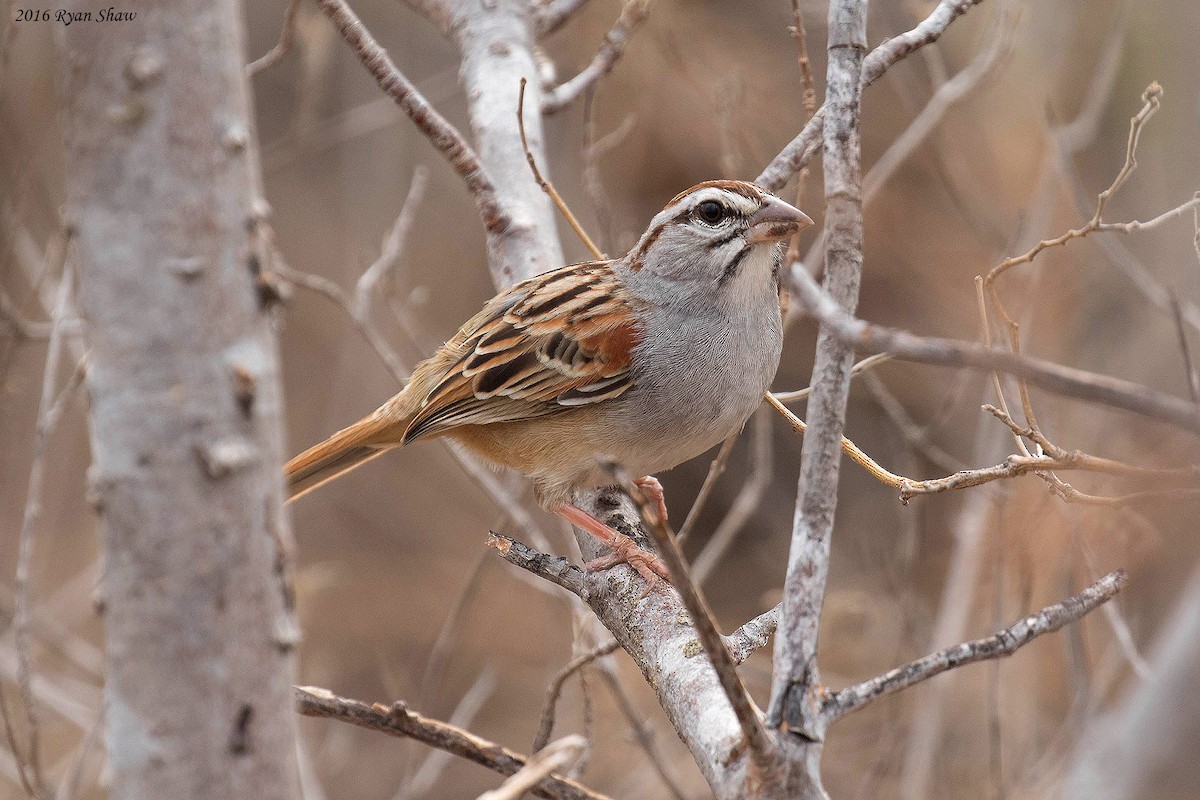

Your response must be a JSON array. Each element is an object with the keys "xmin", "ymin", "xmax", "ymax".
[
  {"xmin": 768, "ymin": 0, "xmax": 869, "ymax": 746},
  {"xmin": 57, "ymin": 1, "xmax": 302, "ymax": 797},
  {"xmin": 454, "ymin": 0, "xmax": 565, "ymax": 287}
]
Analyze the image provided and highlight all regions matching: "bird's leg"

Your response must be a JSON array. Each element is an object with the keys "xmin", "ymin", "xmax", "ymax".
[{"xmin": 555, "ymin": 503, "xmax": 672, "ymax": 584}]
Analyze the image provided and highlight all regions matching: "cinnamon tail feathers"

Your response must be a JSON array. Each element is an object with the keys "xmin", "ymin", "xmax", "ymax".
[{"xmin": 286, "ymin": 412, "xmax": 406, "ymax": 502}]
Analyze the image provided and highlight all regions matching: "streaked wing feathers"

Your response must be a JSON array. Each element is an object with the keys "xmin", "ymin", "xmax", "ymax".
[{"xmin": 403, "ymin": 262, "xmax": 640, "ymax": 442}]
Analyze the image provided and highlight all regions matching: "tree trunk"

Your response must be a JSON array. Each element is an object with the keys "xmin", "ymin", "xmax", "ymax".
[{"xmin": 57, "ymin": 2, "xmax": 302, "ymax": 797}]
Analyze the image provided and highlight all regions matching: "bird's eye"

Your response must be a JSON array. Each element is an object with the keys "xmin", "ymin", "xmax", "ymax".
[{"xmin": 695, "ymin": 200, "xmax": 727, "ymax": 225}]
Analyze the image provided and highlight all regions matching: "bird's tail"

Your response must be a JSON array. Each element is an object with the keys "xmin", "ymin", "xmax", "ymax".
[{"xmin": 285, "ymin": 412, "xmax": 403, "ymax": 502}]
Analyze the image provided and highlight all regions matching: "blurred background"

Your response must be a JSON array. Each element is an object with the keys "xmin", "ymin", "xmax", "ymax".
[{"xmin": 3, "ymin": 0, "xmax": 1200, "ymax": 797}]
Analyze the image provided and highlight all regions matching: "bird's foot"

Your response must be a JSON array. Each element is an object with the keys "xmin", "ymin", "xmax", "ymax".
[
  {"xmin": 634, "ymin": 475, "xmax": 669, "ymax": 525},
  {"xmin": 556, "ymin": 503, "xmax": 671, "ymax": 585}
]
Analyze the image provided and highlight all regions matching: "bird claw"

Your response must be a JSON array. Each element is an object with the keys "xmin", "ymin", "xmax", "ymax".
[
  {"xmin": 586, "ymin": 537, "xmax": 672, "ymax": 585},
  {"xmin": 634, "ymin": 475, "xmax": 668, "ymax": 525}
]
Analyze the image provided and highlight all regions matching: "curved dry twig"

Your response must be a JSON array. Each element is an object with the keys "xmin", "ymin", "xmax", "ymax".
[{"xmin": 542, "ymin": 0, "xmax": 651, "ymax": 114}]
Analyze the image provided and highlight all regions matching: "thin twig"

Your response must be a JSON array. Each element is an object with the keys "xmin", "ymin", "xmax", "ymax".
[
  {"xmin": 314, "ymin": 0, "xmax": 507, "ymax": 233},
  {"xmin": 15, "ymin": 268, "xmax": 77, "ymax": 800},
  {"xmin": 772, "ymin": 353, "xmax": 893, "ymax": 403},
  {"xmin": 825, "ymin": 569, "xmax": 1127, "ymax": 721},
  {"xmin": 532, "ymin": 640, "xmax": 619, "ymax": 753},
  {"xmin": 766, "ymin": 393, "xmax": 911, "ymax": 491},
  {"xmin": 542, "ymin": 0, "xmax": 651, "ymax": 115},
  {"xmin": 518, "ymin": 79, "xmax": 603, "ymax": 259},
  {"xmin": 756, "ymin": 0, "xmax": 990, "ymax": 192},
  {"xmin": 1170, "ymin": 294, "xmax": 1200, "ymax": 403},
  {"xmin": 607, "ymin": 466, "xmax": 776, "ymax": 772},
  {"xmin": 295, "ymin": 687, "xmax": 611, "ymax": 800},
  {"xmin": 593, "ymin": 666, "xmax": 690, "ymax": 800},
  {"xmin": 580, "ymin": 96, "xmax": 634, "ymax": 254},
  {"xmin": 691, "ymin": 409, "xmax": 773, "ymax": 586},
  {"xmin": 53, "ymin": 708, "xmax": 102, "ymax": 800},
  {"xmin": 477, "ymin": 735, "xmax": 587, "ymax": 800},
  {"xmin": 675, "ymin": 434, "xmax": 738, "ymax": 544},
  {"xmin": 248, "ymin": 0, "xmax": 303, "ymax": 75},
  {"xmin": 788, "ymin": 0, "xmax": 818, "ymax": 119},
  {"xmin": 787, "ymin": 264, "xmax": 1200, "ymax": 435},
  {"xmin": 0, "ymin": 683, "xmax": 36, "ymax": 799},
  {"xmin": 861, "ymin": 372, "xmax": 966, "ymax": 475},
  {"xmin": 398, "ymin": 670, "xmax": 498, "ymax": 800},
  {"xmin": 354, "ymin": 166, "xmax": 429, "ymax": 320}
]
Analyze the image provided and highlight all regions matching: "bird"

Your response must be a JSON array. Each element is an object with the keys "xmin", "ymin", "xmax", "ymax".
[{"xmin": 285, "ymin": 179, "xmax": 813, "ymax": 582}]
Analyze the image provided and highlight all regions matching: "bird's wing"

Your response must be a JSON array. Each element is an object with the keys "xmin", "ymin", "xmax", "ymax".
[{"xmin": 402, "ymin": 261, "xmax": 642, "ymax": 442}]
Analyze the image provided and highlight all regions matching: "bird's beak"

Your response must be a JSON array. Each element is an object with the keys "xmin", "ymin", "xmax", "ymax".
[{"xmin": 746, "ymin": 195, "xmax": 814, "ymax": 244}]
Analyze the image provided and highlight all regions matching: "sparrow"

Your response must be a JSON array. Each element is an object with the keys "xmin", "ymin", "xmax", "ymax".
[{"xmin": 286, "ymin": 180, "xmax": 813, "ymax": 581}]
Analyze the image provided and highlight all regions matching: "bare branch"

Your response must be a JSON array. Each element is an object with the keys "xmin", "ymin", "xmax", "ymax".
[
  {"xmin": 787, "ymin": 264, "xmax": 1200, "ymax": 435},
  {"xmin": 532, "ymin": 640, "xmax": 619, "ymax": 754},
  {"xmin": 487, "ymin": 533, "xmax": 589, "ymax": 598},
  {"xmin": 861, "ymin": 5, "xmax": 1015, "ymax": 200},
  {"xmin": 788, "ymin": 0, "xmax": 818, "ymax": 118},
  {"xmin": 399, "ymin": 671, "xmax": 498, "ymax": 800},
  {"xmin": 533, "ymin": 0, "xmax": 594, "ymax": 37},
  {"xmin": 248, "ymin": 0, "xmax": 302, "ymax": 75},
  {"xmin": 14, "ymin": 268, "xmax": 77, "ymax": 799},
  {"xmin": 771, "ymin": 352, "xmax": 892, "ymax": 402},
  {"xmin": 314, "ymin": 0, "xmax": 508, "ymax": 233},
  {"xmin": 542, "ymin": 0, "xmax": 651, "ymax": 114},
  {"xmin": 757, "ymin": 0, "xmax": 989, "ymax": 192},
  {"xmin": 610, "ymin": 467, "xmax": 776, "ymax": 771},
  {"xmin": 723, "ymin": 604, "xmax": 781, "ymax": 666},
  {"xmin": 691, "ymin": 409, "xmax": 773, "ymax": 586},
  {"xmin": 826, "ymin": 569, "xmax": 1127, "ymax": 721},
  {"xmin": 593, "ymin": 666, "xmax": 690, "ymax": 800},
  {"xmin": 767, "ymin": 0, "xmax": 868, "ymax": 743},
  {"xmin": 675, "ymin": 433, "xmax": 738, "ymax": 544},
  {"xmin": 295, "ymin": 687, "xmax": 611, "ymax": 800},
  {"xmin": 477, "ymin": 735, "xmax": 587, "ymax": 800},
  {"xmin": 518, "ymin": 79, "xmax": 603, "ymax": 259},
  {"xmin": 354, "ymin": 166, "xmax": 429, "ymax": 319}
]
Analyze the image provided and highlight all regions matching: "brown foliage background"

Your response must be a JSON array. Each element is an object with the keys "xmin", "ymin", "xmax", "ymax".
[{"xmin": 2, "ymin": 0, "xmax": 1199, "ymax": 797}]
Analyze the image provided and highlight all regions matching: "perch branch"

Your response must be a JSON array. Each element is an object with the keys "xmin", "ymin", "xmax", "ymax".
[{"xmin": 609, "ymin": 466, "xmax": 776, "ymax": 769}]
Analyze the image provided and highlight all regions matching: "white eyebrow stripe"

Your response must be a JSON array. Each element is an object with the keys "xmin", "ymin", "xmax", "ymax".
[{"xmin": 688, "ymin": 188, "xmax": 762, "ymax": 215}]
